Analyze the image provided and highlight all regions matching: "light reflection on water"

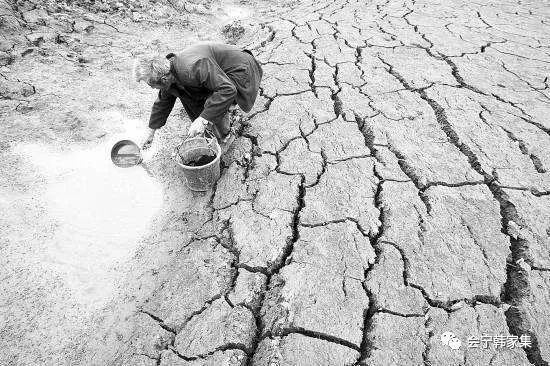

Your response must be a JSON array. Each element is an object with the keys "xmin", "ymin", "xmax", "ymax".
[
  {"xmin": 16, "ymin": 141, "xmax": 163, "ymax": 309},
  {"xmin": 215, "ymin": 0, "xmax": 254, "ymax": 22},
  {"xmin": 221, "ymin": 4, "xmax": 254, "ymax": 20}
]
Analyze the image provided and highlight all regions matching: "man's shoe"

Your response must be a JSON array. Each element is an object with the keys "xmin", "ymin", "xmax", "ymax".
[{"xmin": 219, "ymin": 130, "xmax": 236, "ymax": 155}]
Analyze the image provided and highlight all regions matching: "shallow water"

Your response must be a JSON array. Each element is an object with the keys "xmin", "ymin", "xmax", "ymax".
[
  {"xmin": 183, "ymin": 153, "xmax": 216, "ymax": 166},
  {"xmin": 112, "ymin": 154, "xmax": 142, "ymax": 167},
  {"xmin": 214, "ymin": 0, "xmax": 255, "ymax": 23},
  {"xmin": 13, "ymin": 142, "xmax": 163, "ymax": 309}
]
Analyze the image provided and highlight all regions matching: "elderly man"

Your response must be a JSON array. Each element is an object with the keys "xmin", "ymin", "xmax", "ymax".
[{"xmin": 134, "ymin": 43, "xmax": 263, "ymax": 149}]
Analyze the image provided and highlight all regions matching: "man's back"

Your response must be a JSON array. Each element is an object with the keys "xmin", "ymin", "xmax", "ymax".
[
  {"xmin": 171, "ymin": 43, "xmax": 253, "ymax": 84},
  {"xmin": 170, "ymin": 42, "xmax": 262, "ymax": 115}
]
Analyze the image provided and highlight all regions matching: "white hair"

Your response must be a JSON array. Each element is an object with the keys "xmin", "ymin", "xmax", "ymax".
[{"xmin": 133, "ymin": 55, "xmax": 171, "ymax": 84}]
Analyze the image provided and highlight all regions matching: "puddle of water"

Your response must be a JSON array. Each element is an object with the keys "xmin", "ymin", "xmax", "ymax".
[
  {"xmin": 221, "ymin": 5, "xmax": 254, "ymax": 20},
  {"xmin": 15, "ymin": 138, "xmax": 163, "ymax": 309},
  {"xmin": 214, "ymin": 0, "xmax": 255, "ymax": 23}
]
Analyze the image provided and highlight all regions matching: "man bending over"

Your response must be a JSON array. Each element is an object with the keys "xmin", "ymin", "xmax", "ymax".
[{"xmin": 134, "ymin": 43, "xmax": 263, "ymax": 150}]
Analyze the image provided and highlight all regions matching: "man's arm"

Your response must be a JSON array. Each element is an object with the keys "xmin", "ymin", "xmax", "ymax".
[
  {"xmin": 149, "ymin": 89, "xmax": 176, "ymax": 129},
  {"xmin": 193, "ymin": 58, "xmax": 237, "ymax": 126}
]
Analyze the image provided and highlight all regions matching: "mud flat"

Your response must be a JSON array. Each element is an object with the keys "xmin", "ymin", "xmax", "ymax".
[{"xmin": 1, "ymin": 0, "xmax": 549, "ymax": 365}]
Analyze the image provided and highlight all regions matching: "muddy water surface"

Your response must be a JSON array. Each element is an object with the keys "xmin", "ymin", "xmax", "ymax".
[{"xmin": 15, "ymin": 141, "xmax": 163, "ymax": 309}]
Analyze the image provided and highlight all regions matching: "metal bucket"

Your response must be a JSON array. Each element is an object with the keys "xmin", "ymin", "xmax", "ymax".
[{"xmin": 174, "ymin": 134, "xmax": 221, "ymax": 191}]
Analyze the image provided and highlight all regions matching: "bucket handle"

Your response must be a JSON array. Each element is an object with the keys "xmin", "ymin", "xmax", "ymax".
[
  {"xmin": 171, "ymin": 130, "xmax": 220, "ymax": 163},
  {"xmin": 203, "ymin": 129, "xmax": 217, "ymax": 147},
  {"xmin": 194, "ymin": 129, "xmax": 218, "ymax": 151}
]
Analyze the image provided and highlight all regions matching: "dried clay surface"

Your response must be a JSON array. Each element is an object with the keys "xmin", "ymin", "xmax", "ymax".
[{"xmin": 0, "ymin": 0, "xmax": 549, "ymax": 365}]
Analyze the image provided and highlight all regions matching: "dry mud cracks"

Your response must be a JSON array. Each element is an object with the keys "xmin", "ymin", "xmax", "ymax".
[
  {"xmin": 2, "ymin": 0, "xmax": 550, "ymax": 365},
  {"xmin": 142, "ymin": 0, "xmax": 550, "ymax": 364}
]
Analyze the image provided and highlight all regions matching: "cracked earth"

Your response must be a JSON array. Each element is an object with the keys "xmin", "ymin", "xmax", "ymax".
[{"xmin": 1, "ymin": 0, "xmax": 549, "ymax": 365}]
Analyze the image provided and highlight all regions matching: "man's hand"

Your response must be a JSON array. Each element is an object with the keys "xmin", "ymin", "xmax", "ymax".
[
  {"xmin": 141, "ymin": 128, "xmax": 156, "ymax": 150},
  {"xmin": 187, "ymin": 117, "xmax": 209, "ymax": 137}
]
